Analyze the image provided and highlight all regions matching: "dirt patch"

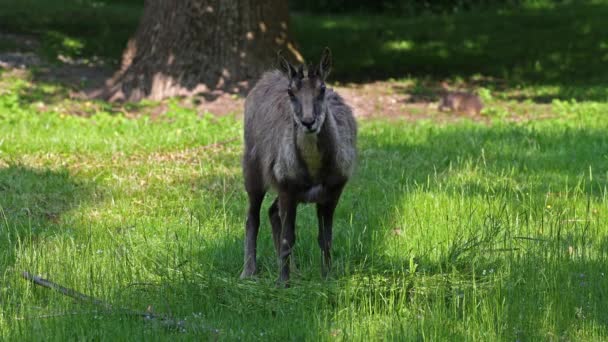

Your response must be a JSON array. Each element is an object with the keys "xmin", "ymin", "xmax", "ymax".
[
  {"xmin": 0, "ymin": 52, "xmax": 42, "ymax": 69},
  {"xmin": 184, "ymin": 81, "xmax": 442, "ymax": 119},
  {"xmin": 334, "ymin": 81, "xmax": 437, "ymax": 120},
  {"xmin": 190, "ymin": 90, "xmax": 246, "ymax": 117},
  {"xmin": 184, "ymin": 80, "xmax": 454, "ymax": 120}
]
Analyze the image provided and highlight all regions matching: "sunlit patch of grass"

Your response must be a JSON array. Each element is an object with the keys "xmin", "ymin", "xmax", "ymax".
[
  {"xmin": 40, "ymin": 30, "xmax": 86, "ymax": 61},
  {"xmin": 384, "ymin": 40, "xmax": 415, "ymax": 51}
]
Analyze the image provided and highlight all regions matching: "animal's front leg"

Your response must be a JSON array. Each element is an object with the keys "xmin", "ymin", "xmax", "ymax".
[
  {"xmin": 316, "ymin": 183, "xmax": 344, "ymax": 278},
  {"xmin": 278, "ymin": 190, "xmax": 297, "ymax": 287}
]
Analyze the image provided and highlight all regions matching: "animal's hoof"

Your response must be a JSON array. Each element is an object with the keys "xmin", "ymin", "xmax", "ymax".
[
  {"xmin": 290, "ymin": 258, "xmax": 300, "ymax": 274},
  {"xmin": 275, "ymin": 278, "xmax": 290, "ymax": 288},
  {"xmin": 321, "ymin": 268, "xmax": 331, "ymax": 279},
  {"xmin": 239, "ymin": 266, "xmax": 257, "ymax": 279}
]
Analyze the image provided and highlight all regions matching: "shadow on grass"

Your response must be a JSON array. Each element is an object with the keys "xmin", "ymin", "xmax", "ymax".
[
  {"xmin": 0, "ymin": 0, "xmax": 140, "ymax": 63},
  {"xmin": 0, "ymin": 67, "xmax": 153, "ymax": 118},
  {"xmin": 385, "ymin": 122, "xmax": 601, "ymax": 213},
  {"xmin": 0, "ymin": 165, "xmax": 98, "ymax": 263},
  {"xmin": 294, "ymin": 2, "xmax": 608, "ymax": 102}
]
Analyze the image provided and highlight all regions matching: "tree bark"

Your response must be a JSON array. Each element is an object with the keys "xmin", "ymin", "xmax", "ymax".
[{"xmin": 101, "ymin": 0, "xmax": 301, "ymax": 102}]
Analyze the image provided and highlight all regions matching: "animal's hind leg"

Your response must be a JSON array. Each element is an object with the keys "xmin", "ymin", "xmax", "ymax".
[
  {"xmin": 240, "ymin": 189, "xmax": 265, "ymax": 279},
  {"xmin": 277, "ymin": 190, "xmax": 297, "ymax": 286}
]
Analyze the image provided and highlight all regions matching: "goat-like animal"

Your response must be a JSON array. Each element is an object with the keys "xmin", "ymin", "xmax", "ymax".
[
  {"xmin": 241, "ymin": 48, "xmax": 357, "ymax": 285},
  {"xmin": 438, "ymin": 82, "xmax": 483, "ymax": 115}
]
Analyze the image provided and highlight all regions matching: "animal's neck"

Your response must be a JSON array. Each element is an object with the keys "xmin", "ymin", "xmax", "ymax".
[
  {"xmin": 296, "ymin": 129, "xmax": 318, "ymax": 148},
  {"xmin": 294, "ymin": 111, "xmax": 336, "ymax": 150},
  {"xmin": 294, "ymin": 112, "xmax": 335, "ymax": 180},
  {"xmin": 296, "ymin": 128, "xmax": 321, "ymax": 178}
]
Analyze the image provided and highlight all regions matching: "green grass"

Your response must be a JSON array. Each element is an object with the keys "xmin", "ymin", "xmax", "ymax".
[
  {"xmin": 1, "ymin": 70, "xmax": 608, "ymax": 340},
  {"xmin": 1, "ymin": 0, "xmax": 607, "ymax": 102},
  {"xmin": 1, "ymin": 0, "xmax": 608, "ymax": 340}
]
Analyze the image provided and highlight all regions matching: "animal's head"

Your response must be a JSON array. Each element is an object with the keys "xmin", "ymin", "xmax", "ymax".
[{"xmin": 278, "ymin": 47, "xmax": 332, "ymax": 134}]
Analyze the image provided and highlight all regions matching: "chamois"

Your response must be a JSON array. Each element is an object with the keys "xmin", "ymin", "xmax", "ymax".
[{"xmin": 240, "ymin": 48, "xmax": 357, "ymax": 285}]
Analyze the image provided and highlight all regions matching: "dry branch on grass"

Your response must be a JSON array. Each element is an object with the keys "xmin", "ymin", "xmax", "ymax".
[{"xmin": 21, "ymin": 271, "xmax": 187, "ymax": 331}]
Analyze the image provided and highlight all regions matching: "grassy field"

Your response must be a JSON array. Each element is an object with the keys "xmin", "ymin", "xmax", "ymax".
[
  {"xmin": 1, "ymin": 0, "xmax": 608, "ymax": 340},
  {"xmin": 1, "ymin": 72, "xmax": 607, "ymax": 340}
]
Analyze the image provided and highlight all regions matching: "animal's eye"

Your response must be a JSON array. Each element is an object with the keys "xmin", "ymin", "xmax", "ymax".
[
  {"xmin": 317, "ymin": 84, "xmax": 326, "ymax": 98},
  {"xmin": 287, "ymin": 88, "xmax": 295, "ymax": 98}
]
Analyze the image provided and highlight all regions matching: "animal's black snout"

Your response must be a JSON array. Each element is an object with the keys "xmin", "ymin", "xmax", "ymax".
[{"xmin": 301, "ymin": 118, "xmax": 316, "ymax": 129}]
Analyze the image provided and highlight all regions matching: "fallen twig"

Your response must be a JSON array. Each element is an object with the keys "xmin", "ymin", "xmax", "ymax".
[
  {"xmin": 21, "ymin": 271, "xmax": 186, "ymax": 331},
  {"xmin": 22, "ymin": 271, "xmax": 110, "ymax": 308},
  {"xmin": 513, "ymin": 236, "xmax": 551, "ymax": 242},
  {"xmin": 481, "ymin": 248, "xmax": 520, "ymax": 253},
  {"xmin": 15, "ymin": 310, "xmax": 101, "ymax": 320},
  {"xmin": 202, "ymin": 137, "xmax": 238, "ymax": 149}
]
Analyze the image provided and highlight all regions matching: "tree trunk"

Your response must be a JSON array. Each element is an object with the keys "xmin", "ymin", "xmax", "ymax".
[{"xmin": 101, "ymin": 0, "xmax": 301, "ymax": 102}]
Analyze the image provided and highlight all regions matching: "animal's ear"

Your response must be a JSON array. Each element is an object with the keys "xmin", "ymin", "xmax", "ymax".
[
  {"xmin": 318, "ymin": 47, "xmax": 332, "ymax": 80},
  {"xmin": 277, "ymin": 51, "xmax": 297, "ymax": 80}
]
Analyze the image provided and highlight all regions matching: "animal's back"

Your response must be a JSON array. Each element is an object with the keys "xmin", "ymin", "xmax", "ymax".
[
  {"xmin": 327, "ymin": 90, "xmax": 356, "ymax": 135},
  {"xmin": 460, "ymin": 94, "xmax": 483, "ymax": 114},
  {"xmin": 324, "ymin": 90, "xmax": 357, "ymax": 177},
  {"xmin": 243, "ymin": 71, "xmax": 291, "ymax": 188},
  {"xmin": 244, "ymin": 70, "xmax": 290, "ymax": 148}
]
